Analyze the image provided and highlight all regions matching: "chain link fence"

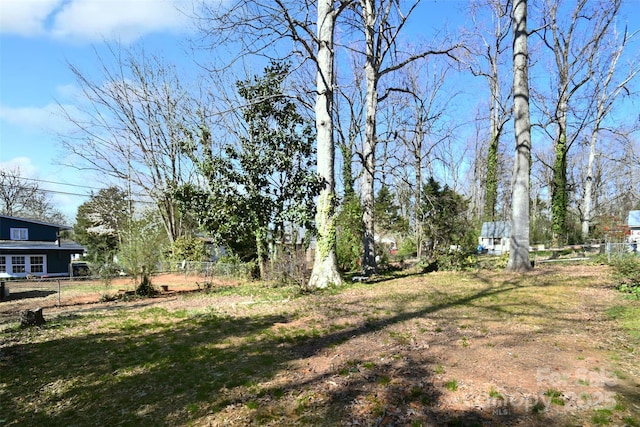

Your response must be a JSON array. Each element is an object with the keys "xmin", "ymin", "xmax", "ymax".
[
  {"xmin": 605, "ymin": 242, "xmax": 639, "ymax": 262},
  {"xmin": 0, "ymin": 260, "xmax": 255, "ymax": 307},
  {"xmin": 157, "ymin": 261, "xmax": 253, "ymax": 279}
]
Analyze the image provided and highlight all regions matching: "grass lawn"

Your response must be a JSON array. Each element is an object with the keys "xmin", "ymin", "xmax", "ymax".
[{"xmin": 1, "ymin": 264, "xmax": 638, "ymax": 426}]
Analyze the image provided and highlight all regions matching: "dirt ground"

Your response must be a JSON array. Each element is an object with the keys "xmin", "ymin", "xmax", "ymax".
[
  {"xmin": 0, "ymin": 273, "xmax": 211, "ymax": 325},
  {"xmin": 1, "ymin": 266, "xmax": 639, "ymax": 426}
]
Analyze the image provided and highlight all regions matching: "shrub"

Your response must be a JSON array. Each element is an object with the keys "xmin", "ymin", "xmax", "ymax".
[
  {"xmin": 168, "ymin": 236, "xmax": 207, "ymax": 262},
  {"xmin": 264, "ymin": 246, "xmax": 309, "ymax": 287},
  {"xmin": 375, "ymin": 242, "xmax": 391, "ymax": 271},
  {"xmin": 396, "ymin": 237, "xmax": 417, "ymax": 259},
  {"xmin": 610, "ymin": 256, "xmax": 640, "ymax": 300},
  {"xmin": 421, "ymin": 249, "xmax": 477, "ymax": 272},
  {"xmin": 336, "ymin": 195, "xmax": 364, "ymax": 272},
  {"xmin": 135, "ymin": 274, "xmax": 158, "ymax": 297}
]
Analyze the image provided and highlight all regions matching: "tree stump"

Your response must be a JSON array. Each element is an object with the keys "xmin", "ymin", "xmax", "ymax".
[{"xmin": 20, "ymin": 308, "xmax": 46, "ymax": 327}]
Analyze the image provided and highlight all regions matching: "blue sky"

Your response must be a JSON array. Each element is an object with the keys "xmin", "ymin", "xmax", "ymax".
[
  {"xmin": 2, "ymin": 1, "xmax": 639, "ymax": 224},
  {"xmin": 0, "ymin": 0, "xmax": 203, "ymax": 220},
  {"xmin": 0, "ymin": 0, "xmax": 470, "ymax": 222}
]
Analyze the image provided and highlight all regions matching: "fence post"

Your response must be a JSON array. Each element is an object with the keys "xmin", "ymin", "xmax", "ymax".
[{"xmin": 0, "ymin": 281, "xmax": 5, "ymax": 301}]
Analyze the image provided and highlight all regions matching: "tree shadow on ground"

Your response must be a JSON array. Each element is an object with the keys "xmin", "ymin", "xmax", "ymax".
[
  {"xmin": 0, "ymin": 271, "xmax": 635, "ymax": 426},
  {"xmin": 1, "ymin": 289, "xmax": 58, "ymax": 301}
]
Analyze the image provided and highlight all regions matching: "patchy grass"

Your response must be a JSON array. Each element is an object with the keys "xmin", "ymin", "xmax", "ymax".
[
  {"xmin": 1, "ymin": 264, "xmax": 638, "ymax": 426},
  {"xmin": 543, "ymin": 389, "xmax": 565, "ymax": 406},
  {"xmin": 444, "ymin": 380, "xmax": 459, "ymax": 391},
  {"xmin": 606, "ymin": 305, "xmax": 640, "ymax": 340}
]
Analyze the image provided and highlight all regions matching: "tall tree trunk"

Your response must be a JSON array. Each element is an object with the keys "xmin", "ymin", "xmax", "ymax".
[
  {"xmin": 414, "ymin": 154, "xmax": 423, "ymax": 258},
  {"xmin": 340, "ymin": 142, "xmax": 356, "ymax": 199},
  {"xmin": 360, "ymin": 0, "xmax": 378, "ymax": 275},
  {"xmin": 551, "ymin": 98, "xmax": 569, "ymax": 246},
  {"xmin": 507, "ymin": 0, "xmax": 532, "ymax": 272},
  {"xmin": 581, "ymin": 125, "xmax": 597, "ymax": 240},
  {"xmin": 580, "ymin": 22, "xmax": 636, "ymax": 240},
  {"xmin": 484, "ymin": 54, "xmax": 501, "ymax": 222},
  {"xmin": 544, "ymin": 0, "xmax": 622, "ymax": 247},
  {"xmin": 307, "ymin": 0, "xmax": 342, "ymax": 289},
  {"xmin": 469, "ymin": 0, "xmax": 511, "ymax": 224},
  {"xmin": 484, "ymin": 132, "xmax": 499, "ymax": 222},
  {"xmin": 256, "ymin": 226, "xmax": 268, "ymax": 279}
]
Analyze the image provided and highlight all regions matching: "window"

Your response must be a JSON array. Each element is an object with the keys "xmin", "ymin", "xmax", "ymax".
[
  {"xmin": 11, "ymin": 256, "xmax": 25, "ymax": 273},
  {"xmin": 30, "ymin": 256, "xmax": 44, "ymax": 273},
  {"xmin": 0, "ymin": 256, "xmax": 5, "ymax": 273},
  {"xmin": 10, "ymin": 228, "xmax": 28, "ymax": 241}
]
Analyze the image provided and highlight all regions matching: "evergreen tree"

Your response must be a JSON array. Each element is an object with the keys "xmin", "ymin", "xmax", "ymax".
[
  {"xmin": 374, "ymin": 185, "xmax": 409, "ymax": 237},
  {"xmin": 177, "ymin": 61, "xmax": 321, "ymax": 277},
  {"xmin": 421, "ymin": 177, "xmax": 471, "ymax": 252}
]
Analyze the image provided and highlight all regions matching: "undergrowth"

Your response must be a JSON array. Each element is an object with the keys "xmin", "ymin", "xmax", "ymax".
[{"xmin": 610, "ymin": 256, "xmax": 640, "ymax": 300}]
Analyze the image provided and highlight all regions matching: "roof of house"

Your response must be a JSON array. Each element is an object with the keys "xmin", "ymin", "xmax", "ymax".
[
  {"xmin": 0, "ymin": 241, "xmax": 85, "ymax": 252},
  {"xmin": 628, "ymin": 210, "xmax": 640, "ymax": 227},
  {"xmin": 0, "ymin": 215, "xmax": 72, "ymax": 230},
  {"xmin": 480, "ymin": 221, "xmax": 510, "ymax": 238}
]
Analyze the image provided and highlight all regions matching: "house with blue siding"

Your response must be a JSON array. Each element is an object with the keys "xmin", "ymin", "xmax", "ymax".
[
  {"xmin": 628, "ymin": 210, "xmax": 640, "ymax": 243},
  {"xmin": 479, "ymin": 221, "xmax": 510, "ymax": 254},
  {"xmin": 0, "ymin": 215, "xmax": 85, "ymax": 278}
]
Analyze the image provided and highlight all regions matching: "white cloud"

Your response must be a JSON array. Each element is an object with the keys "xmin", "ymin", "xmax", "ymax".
[
  {"xmin": 0, "ymin": 104, "xmax": 55, "ymax": 130},
  {"xmin": 51, "ymin": 0, "xmax": 193, "ymax": 42},
  {"xmin": 55, "ymin": 83, "xmax": 82, "ymax": 100},
  {"xmin": 0, "ymin": 102, "xmax": 84, "ymax": 134},
  {"xmin": 0, "ymin": 0, "xmax": 60, "ymax": 36},
  {"xmin": 0, "ymin": 157, "xmax": 40, "ymax": 178},
  {"xmin": 1, "ymin": 0, "xmax": 198, "ymax": 42}
]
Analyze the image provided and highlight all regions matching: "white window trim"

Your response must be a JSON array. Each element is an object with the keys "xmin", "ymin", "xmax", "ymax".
[
  {"xmin": 30, "ymin": 255, "xmax": 45, "ymax": 273},
  {"xmin": 10, "ymin": 228, "xmax": 29, "ymax": 241},
  {"xmin": 0, "ymin": 254, "xmax": 47, "ymax": 276},
  {"xmin": 11, "ymin": 256, "xmax": 26, "ymax": 273}
]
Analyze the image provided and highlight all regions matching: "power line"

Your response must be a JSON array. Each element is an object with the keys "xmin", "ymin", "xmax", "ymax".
[
  {"xmin": 15, "ymin": 175, "xmax": 112, "ymax": 192},
  {"xmin": 8, "ymin": 175, "xmax": 156, "ymax": 202},
  {"xmin": 34, "ymin": 188, "xmax": 93, "ymax": 198},
  {"xmin": 34, "ymin": 186, "xmax": 156, "ymax": 205}
]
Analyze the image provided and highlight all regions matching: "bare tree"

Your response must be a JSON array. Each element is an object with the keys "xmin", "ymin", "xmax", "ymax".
[
  {"xmin": 307, "ymin": 0, "xmax": 347, "ymax": 288},
  {"xmin": 0, "ymin": 167, "xmax": 39, "ymax": 217},
  {"xmin": 57, "ymin": 44, "xmax": 198, "ymax": 243},
  {"xmin": 385, "ymin": 60, "xmax": 457, "ymax": 258},
  {"xmin": 538, "ymin": 0, "xmax": 622, "ymax": 245},
  {"xmin": 468, "ymin": 0, "xmax": 513, "ymax": 222},
  {"xmin": 507, "ymin": 0, "xmax": 532, "ymax": 272},
  {"xmin": 592, "ymin": 137, "xmax": 640, "ymax": 227},
  {"xmin": 0, "ymin": 167, "xmax": 65, "ymax": 223},
  {"xmin": 352, "ymin": 0, "xmax": 461, "ymax": 273},
  {"xmin": 579, "ymin": 25, "xmax": 640, "ymax": 239},
  {"xmin": 335, "ymin": 55, "xmax": 366, "ymax": 199}
]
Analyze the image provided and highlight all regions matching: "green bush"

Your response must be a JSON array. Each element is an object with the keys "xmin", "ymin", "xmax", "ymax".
[
  {"xmin": 168, "ymin": 236, "xmax": 208, "ymax": 262},
  {"xmin": 375, "ymin": 242, "xmax": 391, "ymax": 271},
  {"xmin": 396, "ymin": 237, "xmax": 417, "ymax": 259},
  {"xmin": 135, "ymin": 274, "xmax": 158, "ymax": 297},
  {"xmin": 421, "ymin": 249, "xmax": 477, "ymax": 272},
  {"xmin": 610, "ymin": 256, "xmax": 640, "ymax": 300},
  {"xmin": 336, "ymin": 195, "xmax": 364, "ymax": 273}
]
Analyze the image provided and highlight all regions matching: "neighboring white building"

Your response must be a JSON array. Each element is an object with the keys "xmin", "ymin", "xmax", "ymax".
[
  {"xmin": 479, "ymin": 221, "xmax": 510, "ymax": 254},
  {"xmin": 628, "ymin": 210, "xmax": 640, "ymax": 243}
]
